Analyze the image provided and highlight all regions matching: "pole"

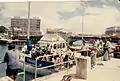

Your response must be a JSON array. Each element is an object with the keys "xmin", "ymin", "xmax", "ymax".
[
  {"xmin": 81, "ymin": 0, "xmax": 84, "ymax": 40},
  {"xmin": 35, "ymin": 58, "xmax": 37, "ymax": 81},
  {"xmin": 27, "ymin": 1, "xmax": 31, "ymax": 39},
  {"xmin": 23, "ymin": 56, "xmax": 25, "ymax": 81},
  {"xmin": 115, "ymin": 27, "xmax": 116, "ymax": 34},
  {"xmin": 81, "ymin": 15, "xmax": 84, "ymax": 40}
]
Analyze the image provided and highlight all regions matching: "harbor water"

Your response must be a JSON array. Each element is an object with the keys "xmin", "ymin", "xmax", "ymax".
[{"xmin": 0, "ymin": 44, "xmax": 8, "ymax": 77}]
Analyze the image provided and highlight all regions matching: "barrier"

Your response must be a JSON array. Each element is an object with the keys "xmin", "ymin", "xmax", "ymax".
[{"xmin": 21, "ymin": 53, "xmax": 75, "ymax": 81}]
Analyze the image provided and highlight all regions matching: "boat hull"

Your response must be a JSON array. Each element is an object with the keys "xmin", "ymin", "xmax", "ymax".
[
  {"xmin": 19, "ymin": 62, "xmax": 53, "ymax": 76},
  {"xmin": 69, "ymin": 46, "xmax": 91, "ymax": 56}
]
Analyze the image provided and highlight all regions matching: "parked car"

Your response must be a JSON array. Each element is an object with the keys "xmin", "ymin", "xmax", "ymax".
[
  {"xmin": 117, "ymin": 40, "xmax": 120, "ymax": 45},
  {"xmin": 113, "ymin": 45, "xmax": 120, "ymax": 58}
]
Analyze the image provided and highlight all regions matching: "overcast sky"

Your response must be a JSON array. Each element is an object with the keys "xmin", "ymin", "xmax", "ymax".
[{"xmin": 0, "ymin": 0, "xmax": 120, "ymax": 34}]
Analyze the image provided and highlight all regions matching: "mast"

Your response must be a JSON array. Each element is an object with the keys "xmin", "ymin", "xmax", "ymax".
[{"xmin": 27, "ymin": 1, "xmax": 31, "ymax": 39}]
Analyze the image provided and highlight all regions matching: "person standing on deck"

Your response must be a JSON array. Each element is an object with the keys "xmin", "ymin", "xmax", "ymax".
[{"xmin": 1, "ymin": 44, "xmax": 20, "ymax": 81}]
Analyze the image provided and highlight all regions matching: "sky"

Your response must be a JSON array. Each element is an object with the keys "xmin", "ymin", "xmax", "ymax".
[{"xmin": 0, "ymin": 0, "xmax": 120, "ymax": 35}]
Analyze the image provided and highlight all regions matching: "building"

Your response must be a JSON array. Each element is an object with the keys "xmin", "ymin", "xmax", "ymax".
[
  {"xmin": 11, "ymin": 16, "xmax": 41, "ymax": 37},
  {"xmin": 105, "ymin": 26, "xmax": 120, "ymax": 35}
]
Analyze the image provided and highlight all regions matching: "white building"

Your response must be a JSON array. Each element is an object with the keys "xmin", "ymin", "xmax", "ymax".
[
  {"xmin": 11, "ymin": 16, "xmax": 41, "ymax": 37},
  {"xmin": 105, "ymin": 26, "xmax": 120, "ymax": 35}
]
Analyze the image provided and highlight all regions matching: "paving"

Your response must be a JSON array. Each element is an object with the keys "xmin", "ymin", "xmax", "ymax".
[{"xmin": 34, "ymin": 57, "xmax": 120, "ymax": 81}]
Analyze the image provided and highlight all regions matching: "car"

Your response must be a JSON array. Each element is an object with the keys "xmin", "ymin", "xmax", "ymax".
[
  {"xmin": 113, "ymin": 45, "xmax": 120, "ymax": 58},
  {"xmin": 117, "ymin": 40, "xmax": 120, "ymax": 45}
]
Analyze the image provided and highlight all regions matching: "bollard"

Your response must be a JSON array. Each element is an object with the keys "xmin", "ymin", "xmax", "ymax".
[{"xmin": 75, "ymin": 56, "xmax": 88, "ymax": 79}]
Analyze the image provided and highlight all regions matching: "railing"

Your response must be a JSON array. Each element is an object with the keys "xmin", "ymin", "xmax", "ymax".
[{"xmin": 20, "ymin": 52, "xmax": 75, "ymax": 81}]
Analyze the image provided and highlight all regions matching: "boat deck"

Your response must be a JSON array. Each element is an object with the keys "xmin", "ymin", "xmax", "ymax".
[{"xmin": 32, "ymin": 57, "xmax": 120, "ymax": 81}]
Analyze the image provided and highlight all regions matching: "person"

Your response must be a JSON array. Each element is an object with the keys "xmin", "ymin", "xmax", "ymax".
[
  {"xmin": 90, "ymin": 40, "xmax": 97, "ymax": 69},
  {"xmin": 63, "ymin": 54, "xmax": 69, "ymax": 68},
  {"xmin": 2, "ymin": 44, "xmax": 20, "ymax": 81},
  {"xmin": 107, "ymin": 40, "xmax": 111, "ymax": 60},
  {"xmin": 81, "ymin": 40, "xmax": 88, "ymax": 56},
  {"xmin": 32, "ymin": 47, "xmax": 41, "ymax": 59},
  {"xmin": 103, "ymin": 39, "xmax": 109, "ymax": 61}
]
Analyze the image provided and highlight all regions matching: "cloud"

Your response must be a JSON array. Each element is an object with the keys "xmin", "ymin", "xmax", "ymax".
[
  {"xmin": 2, "ymin": 1, "xmax": 120, "ymax": 34},
  {"xmin": 56, "ymin": 0, "xmax": 120, "ymax": 20}
]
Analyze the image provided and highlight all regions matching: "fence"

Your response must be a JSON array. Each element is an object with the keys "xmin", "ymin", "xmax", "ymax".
[{"xmin": 18, "ymin": 53, "xmax": 76, "ymax": 81}]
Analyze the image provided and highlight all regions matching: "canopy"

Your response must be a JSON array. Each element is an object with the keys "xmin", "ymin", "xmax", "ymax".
[{"xmin": 38, "ymin": 34, "xmax": 66, "ymax": 46}]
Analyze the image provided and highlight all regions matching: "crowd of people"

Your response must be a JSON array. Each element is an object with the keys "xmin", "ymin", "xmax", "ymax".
[
  {"xmin": 22, "ymin": 38, "xmax": 113, "ymax": 70},
  {"xmin": 80, "ymin": 39, "xmax": 112, "ymax": 69},
  {"xmin": 22, "ymin": 43, "xmax": 75, "ymax": 69}
]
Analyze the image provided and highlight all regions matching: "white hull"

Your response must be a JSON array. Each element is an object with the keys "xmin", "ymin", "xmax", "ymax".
[{"xmin": 19, "ymin": 62, "xmax": 53, "ymax": 76}]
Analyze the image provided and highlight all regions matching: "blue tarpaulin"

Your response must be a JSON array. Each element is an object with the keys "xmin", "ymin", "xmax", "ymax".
[{"xmin": 25, "ymin": 57, "xmax": 54, "ymax": 67}]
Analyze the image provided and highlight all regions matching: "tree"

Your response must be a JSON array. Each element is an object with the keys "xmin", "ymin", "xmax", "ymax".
[{"xmin": 0, "ymin": 26, "xmax": 8, "ymax": 33}]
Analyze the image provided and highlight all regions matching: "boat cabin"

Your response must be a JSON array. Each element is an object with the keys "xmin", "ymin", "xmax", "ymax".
[{"xmin": 38, "ymin": 34, "xmax": 68, "ymax": 54}]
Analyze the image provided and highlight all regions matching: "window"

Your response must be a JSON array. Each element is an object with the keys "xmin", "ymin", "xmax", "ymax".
[
  {"xmin": 36, "ymin": 26, "xmax": 40, "ymax": 28},
  {"xmin": 63, "ymin": 43, "xmax": 65, "ymax": 48},
  {"xmin": 37, "ymin": 20, "xmax": 40, "ymax": 22}
]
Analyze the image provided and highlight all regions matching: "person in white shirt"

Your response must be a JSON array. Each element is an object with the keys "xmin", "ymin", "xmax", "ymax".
[
  {"xmin": 81, "ymin": 41, "xmax": 88, "ymax": 56},
  {"xmin": 90, "ymin": 40, "xmax": 97, "ymax": 69}
]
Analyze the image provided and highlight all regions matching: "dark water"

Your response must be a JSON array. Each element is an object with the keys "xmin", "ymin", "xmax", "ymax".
[{"xmin": 0, "ymin": 44, "xmax": 8, "ymax": 77}]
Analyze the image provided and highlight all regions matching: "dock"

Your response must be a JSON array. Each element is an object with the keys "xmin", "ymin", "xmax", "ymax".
[
  {"xmin": 0, "ymin": 39, "xmax": 26, "ymax": 44},
  {"xmin": 31, "ymin": 57, "xmax": 120, "ymax": 81},
  {"xmin": 0, "ymin": 76, "xmax": 14, "ymax": 81}
]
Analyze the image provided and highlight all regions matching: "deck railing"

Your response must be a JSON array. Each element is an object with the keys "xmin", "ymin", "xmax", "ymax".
[{"xmin": 19, "ymin": 52, "xmax": 76, "ymax": 81}]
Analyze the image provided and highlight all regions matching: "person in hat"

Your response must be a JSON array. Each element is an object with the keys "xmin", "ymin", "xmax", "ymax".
[{"xmin": 2, "ymin": 44, "xmax": 20, "ymax": 81}]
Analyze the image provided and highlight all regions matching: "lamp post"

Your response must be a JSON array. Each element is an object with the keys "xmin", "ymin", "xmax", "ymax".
[
  {"xmin": 27, "ymin": 1, "xmax": 31, "ymax": 39},
  {"xmin": 81, "ymin": 13, "xmax": 84, "ymax": 40},
  {"xmin": 81, "ymin": 0, "xmax": 85, "ymax": 40}
]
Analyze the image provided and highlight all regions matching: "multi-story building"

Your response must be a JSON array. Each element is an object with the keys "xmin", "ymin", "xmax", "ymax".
[
  {"xmin": 11, "ymin": 16, "xmax": 41, "ymax": 37},
  {"xmin": 105, "ymin": 26, "xmax": 120, "ymax": 35}
]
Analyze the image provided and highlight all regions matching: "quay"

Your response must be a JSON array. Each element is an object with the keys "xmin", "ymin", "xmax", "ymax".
[
  {"xmin": 0, "ymin": 39, "xmax": 26, "ymax": 44},
  {"xmin": 0, "ymin": 76, "xmax": 14, "ymax": 81},
  {"xmin": 32, "ymin": 57, "xmax": 120, "ymax": 81}
]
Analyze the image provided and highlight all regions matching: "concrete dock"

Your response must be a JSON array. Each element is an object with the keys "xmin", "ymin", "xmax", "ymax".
[
  {"xmin": 0, "ymin": 76, "xmax": 14, "ymax": 81},
  {"xmin": 32, "ymin": 57, "xmax": 120, "ymax": 81}
]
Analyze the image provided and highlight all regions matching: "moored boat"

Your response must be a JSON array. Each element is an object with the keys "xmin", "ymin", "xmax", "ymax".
[{"xmin": 19, "ymin": 33, "xmax": 70, "ymax": 75}]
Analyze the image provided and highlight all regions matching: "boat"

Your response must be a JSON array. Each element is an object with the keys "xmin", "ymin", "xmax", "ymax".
[
  {"xmin": 69, "ymin": 40, "xmax": 92, "ymax": 56},
  {"xmin": 37, "ymin": 33, "xmax": 68, "ymax": 53},
  {"xmin": 19, "ymin": 33, "xmax": 69, "ymax": 75},
  {"xmin": 19, "ymin": 53, "xmax": 54, "ymax": 75}
]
